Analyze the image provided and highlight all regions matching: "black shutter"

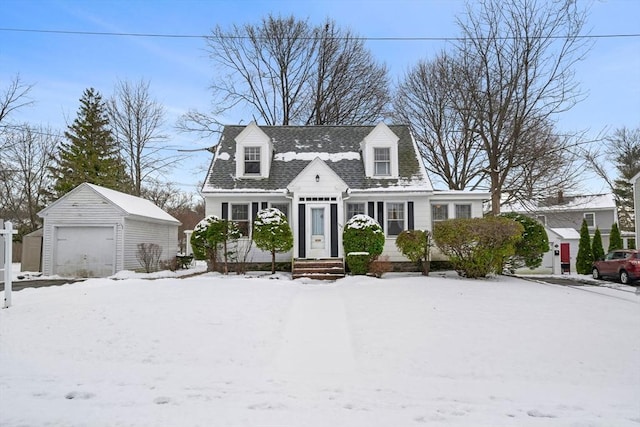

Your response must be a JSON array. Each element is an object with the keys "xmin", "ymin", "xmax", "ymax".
[
  {"xmin": 377, "ymin": 201, "xmax": 384, "ymax": 231},
  {"xmin": 368, "ymin": 201, "xmax": 375, "ymax": 217},
  {"xmin": 261, "ymin": 202, "xmax": 268, "ymax": 209},
  {"xmin": 330, "ymin": 203, "xmax": 338, "ymax": 257},
  {"xmin": 221, "ymin": 202, "xmax": 228, "ymax": 220},
  {"xmin": 251, "ymin": 202, "xmax": 259, "ymax": 234},
  {"xmin": 298, "ymin": 204, "xmax": 306, "ymax": 258},
  {"xmin": 408, "ymin": 201, "xmax": 414, "ymax": 230}
]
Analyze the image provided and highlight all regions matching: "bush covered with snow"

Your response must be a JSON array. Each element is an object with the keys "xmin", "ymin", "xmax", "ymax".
[
  {"xmin": 252, "ymin": 208, "xmax": 293, "ymax": 274},
  {"xmin": 191, "ymin": 215, "xmax": 241, "ymax": 272},
  {"xmin": 343, "ymin": 214, "xmax": 385, "ymax": 275}
]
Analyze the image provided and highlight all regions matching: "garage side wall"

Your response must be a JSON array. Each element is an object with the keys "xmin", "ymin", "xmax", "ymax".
[
  {"xmin": 123, "ymin": 218, "xmax": 179, "ymax": 271},
  {"xmin": 41, "ymin": 187, "xmax": 125, "ymax": 276}
]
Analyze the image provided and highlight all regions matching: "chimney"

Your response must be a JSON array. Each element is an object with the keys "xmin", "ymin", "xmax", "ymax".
[{"xmin": 557, "ymin": 190, "xmax": 564, "ymax": 204}]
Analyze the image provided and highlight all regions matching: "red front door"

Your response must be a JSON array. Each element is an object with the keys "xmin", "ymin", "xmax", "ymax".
[{"xmin": 560, "ymin": 243, "xmax": 570, "ymax": 273}]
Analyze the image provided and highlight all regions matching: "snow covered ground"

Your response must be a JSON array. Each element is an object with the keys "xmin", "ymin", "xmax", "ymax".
[{"xmin": 1, "ymin": 271, "xmax": 638, "ymax": 426}]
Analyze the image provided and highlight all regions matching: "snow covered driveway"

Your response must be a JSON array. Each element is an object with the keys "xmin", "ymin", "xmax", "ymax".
[{"xmin": 0, "ymin": 273, "xmax": 638, "ymax": 426}]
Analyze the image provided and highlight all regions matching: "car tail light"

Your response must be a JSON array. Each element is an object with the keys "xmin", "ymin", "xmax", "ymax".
[{"xmin": 628, "ymin": 260, "xmax": 640, "ymax": 270}]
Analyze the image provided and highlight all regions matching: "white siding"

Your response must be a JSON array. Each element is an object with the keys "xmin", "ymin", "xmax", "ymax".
[
  {"xmin": 41, "ymin": 186, "xmax": 125, "ymax": 275},
  {"xmin": 123, "ymin": 218, "xmax": 179, "ymax": 271},
  {"xmin": 204, "ymin": 195, "xmax": 293, "ymax": 264}
]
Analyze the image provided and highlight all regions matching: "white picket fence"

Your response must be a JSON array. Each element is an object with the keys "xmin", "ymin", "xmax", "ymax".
[{"xmin": 1, "ymin": 221, "xmax": 17, "ymax": 308}]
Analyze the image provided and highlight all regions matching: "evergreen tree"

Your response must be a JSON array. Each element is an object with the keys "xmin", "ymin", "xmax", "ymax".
[
  {"xmin": 575, "ymin": 219, "xmax": 593, "ymax": 274},
  {"xmin": 592, "ymin": 227, "xmax": 605, "ymax": 261},
  {"xmin": 608, "ymin": 222, "xmax": 623, "ymax": 251},
  {"xmin": 49, "ymin": 88, "xmax": 131, "ymax": 197}
]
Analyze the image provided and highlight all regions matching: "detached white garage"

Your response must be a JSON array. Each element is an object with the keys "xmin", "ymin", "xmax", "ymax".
[{"xmin": 39, "ymin": 183, "xmax": 181, "ymax": 277}]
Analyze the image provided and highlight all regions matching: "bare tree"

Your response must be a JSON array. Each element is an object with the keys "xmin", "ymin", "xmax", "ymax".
[
  {"xmin": 204, "ymin": 15, "xmax": 316, "ymax": 126},
  {"xmin": 456, "ymin": 0, "xmax": 590, "ymax": 214},
  {"xmin": 0, "ymin": 124, "xmax": 59, "ymax": 235},
  {"xmin": 181, "ymin": 14, "xmax": 390, "ymax": 132},
  {"xmin": 0, "ymin": 75, "xmax": 34, "ymax": 132},
  {"xmin": 306, "ymin": 19, "xmax": 389, "ymax": 125},
  {"xmin": 393, "ymin": 52, "xmax": 485, "ymax": 190},
  {"xmin": 586, "ymin": 126, "xmax": 640, "ymax": 231},
  {"xmin": 107, "ymin": 79, "xmax": 178, "ymax": 196}
]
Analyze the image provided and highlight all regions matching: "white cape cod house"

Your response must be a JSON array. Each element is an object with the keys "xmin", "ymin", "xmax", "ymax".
[{"xmin": 201, "ymin": 122, "xmax": 488, "ymax": 265}]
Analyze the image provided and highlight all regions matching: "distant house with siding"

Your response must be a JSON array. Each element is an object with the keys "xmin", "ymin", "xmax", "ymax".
[
  {"xmin": 503, "ymin": 192, "xmax": 632, "ymax": 274},
  {"xmin": 38, "ymin": 183, "xmax": 180, "ymax": 277}
]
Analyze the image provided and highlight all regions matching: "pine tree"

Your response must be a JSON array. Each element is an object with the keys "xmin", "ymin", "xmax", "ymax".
[
  {"xmin": 608, "ymin": 222, "xmax": 623, "ymax": 251},
  {"xmin": 49, "ymin": 88, "xmax": 131, "ymax": 197},
  {"xmin": 592, "ymin": 227, "xmax": 605, "ymax": 262},
  {"xmin": 575, "ymin": 219, "xmax": 593, "ymax": 274}
]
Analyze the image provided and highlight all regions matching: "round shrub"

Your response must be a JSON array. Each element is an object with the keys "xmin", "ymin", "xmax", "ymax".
[
  {"xmin": 343, "ymin": 214, "xmax": 385, "ymax": 275},
  {"xmin": 395, "ymin": 229, "xmax": 432, "ymax": 275}
]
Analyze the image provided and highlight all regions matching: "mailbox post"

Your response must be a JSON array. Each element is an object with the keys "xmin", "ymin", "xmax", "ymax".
[{"xmin": 1, "ymin": 221, "xmax": 17, "ymax": 308}]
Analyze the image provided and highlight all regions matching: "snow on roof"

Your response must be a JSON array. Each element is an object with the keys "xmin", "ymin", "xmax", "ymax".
[
  {"xmin": 549, "ymin": 228, "xmax": 581, "ymax": 240},
  {"xmin": 274, "ymin": 151, "xmax": 360, "ymax": 162},
  {"xmin": 503, "ymin": 193, "xmax": 616, "ymax": 213},
  {"xmin": 86, "ymin": 183, "xmax": 180, "ymax": 224}
]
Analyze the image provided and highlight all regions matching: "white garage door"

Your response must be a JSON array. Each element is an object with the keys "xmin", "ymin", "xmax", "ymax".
[{"xmin": 54, "ymin": 226, "xmax": 115, "ymax": 277}]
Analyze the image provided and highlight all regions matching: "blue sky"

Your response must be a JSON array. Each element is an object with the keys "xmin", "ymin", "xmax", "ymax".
[{"xmin": 1, "ymin": 0, "xmax": 639, "ymax": 193}]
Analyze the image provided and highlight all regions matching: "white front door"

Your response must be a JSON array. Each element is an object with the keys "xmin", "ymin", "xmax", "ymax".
[{"xmin": 307, "ymin": 204, "xmax": 329, "ymax": 258}]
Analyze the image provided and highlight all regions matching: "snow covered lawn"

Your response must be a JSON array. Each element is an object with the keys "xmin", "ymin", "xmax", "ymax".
[{"xmin": 1, "ymin": 272, "xmax": 638, "ymax": 426}]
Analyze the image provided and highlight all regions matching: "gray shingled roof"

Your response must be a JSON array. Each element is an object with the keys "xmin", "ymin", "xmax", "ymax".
[{"xmin": 204, "ymin": 124, "xmax": 427, "ymax": 191}]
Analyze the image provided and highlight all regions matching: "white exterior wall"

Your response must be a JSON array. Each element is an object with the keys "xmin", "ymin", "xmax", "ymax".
[
  {"xmin": 204, "ymin": 191, "xmax": 488, "ymax": 263},
  {"xmin": 204, "ymin": 194, "xmax": 293, "ymax": 264},
  {"xmin": 123, "ymin": 218, "xmax": 179, "ymax": 271},
  {"xmin": 41, "ymin": 186, "xmax": 125, "ymax": 276}
]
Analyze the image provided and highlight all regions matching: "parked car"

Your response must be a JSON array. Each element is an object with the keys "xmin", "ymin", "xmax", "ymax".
[{"xmin": 592, "ymin": 249, "xmax": 640, "ymax": 285}]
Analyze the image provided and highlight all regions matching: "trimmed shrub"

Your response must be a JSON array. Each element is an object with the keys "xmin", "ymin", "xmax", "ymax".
[
  {"xmin": 500, "ymin": 212, "xmax": 549, "ymax": 271},
  {"xmin": 592, "ymin": 227, "xmax": 605, "ymax": 261},
  {"xmin": 575, "ymin": 219, "xmax": 593, "ymax": 274},
  {"xmin": 343, "ymin": 214, "xmax": 385, "ymax": 275},
  {"xmin": 608, "ymin": 222, "xmax": 623, "ymax": 251},
  {"xmin": 191, "ymin": 215, "xmax": 241, "ymax": 273},
  {"xmin": 433, "ymin": 216, "xmax": 523, "ymax": 278},
  {"xmin": 346, "ymin": 252, "xmax": 371, "ymax": 275},
  {"xmin": 252, "ymin": 208, "xmax": 293, "ymax": 274},
  {"xmin": 395, "ymin": 229, "xmax": 432, "ymax": 275}
]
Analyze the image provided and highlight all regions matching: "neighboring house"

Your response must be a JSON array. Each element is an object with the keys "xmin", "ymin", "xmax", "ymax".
[
  {"xmin": 201, "ymin": 122, "xmax": 488, "ymax": 265},
  {"xmin": 39, "ymin": 182, "xmax": 180, "ymax": 277},
  {"xmin": 503, "ymin": 192, "xmax": 631, "ymax": 274}
]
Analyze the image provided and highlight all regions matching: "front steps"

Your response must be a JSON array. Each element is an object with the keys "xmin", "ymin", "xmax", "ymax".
[{"xmin": 292, "ymin": 258, "xmax": 345, "ymax": 280}]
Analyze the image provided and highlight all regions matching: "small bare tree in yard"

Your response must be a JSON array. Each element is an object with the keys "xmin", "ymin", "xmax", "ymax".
[
  {"xmin": 136, "ymin": 243, "xmax": 163, "ymax": 273},
  {"xmin": 455, "ymin": 0, "xmax": 590, "ymax": 214}
]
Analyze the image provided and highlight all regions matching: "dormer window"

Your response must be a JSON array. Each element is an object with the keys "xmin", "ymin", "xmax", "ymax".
[
  {"xmin": 244, "ymin": 147, "xmax": 261, "ymax": 174},
  {"xmin": 374, "ymin": 148, "xmax": 391, "ymax": 176},
  {"xmin": 234, "ymin": 122, "xmax": 272, "ymax": 179},
  {"xmin": 360, "ymin": 123, "xmax": 399, "ymax": 179}
]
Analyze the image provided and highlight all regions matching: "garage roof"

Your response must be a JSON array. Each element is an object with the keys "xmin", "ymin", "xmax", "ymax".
[{"xmin": 40, "ymin": 183, "xmax": 180, "ymax": 224}]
